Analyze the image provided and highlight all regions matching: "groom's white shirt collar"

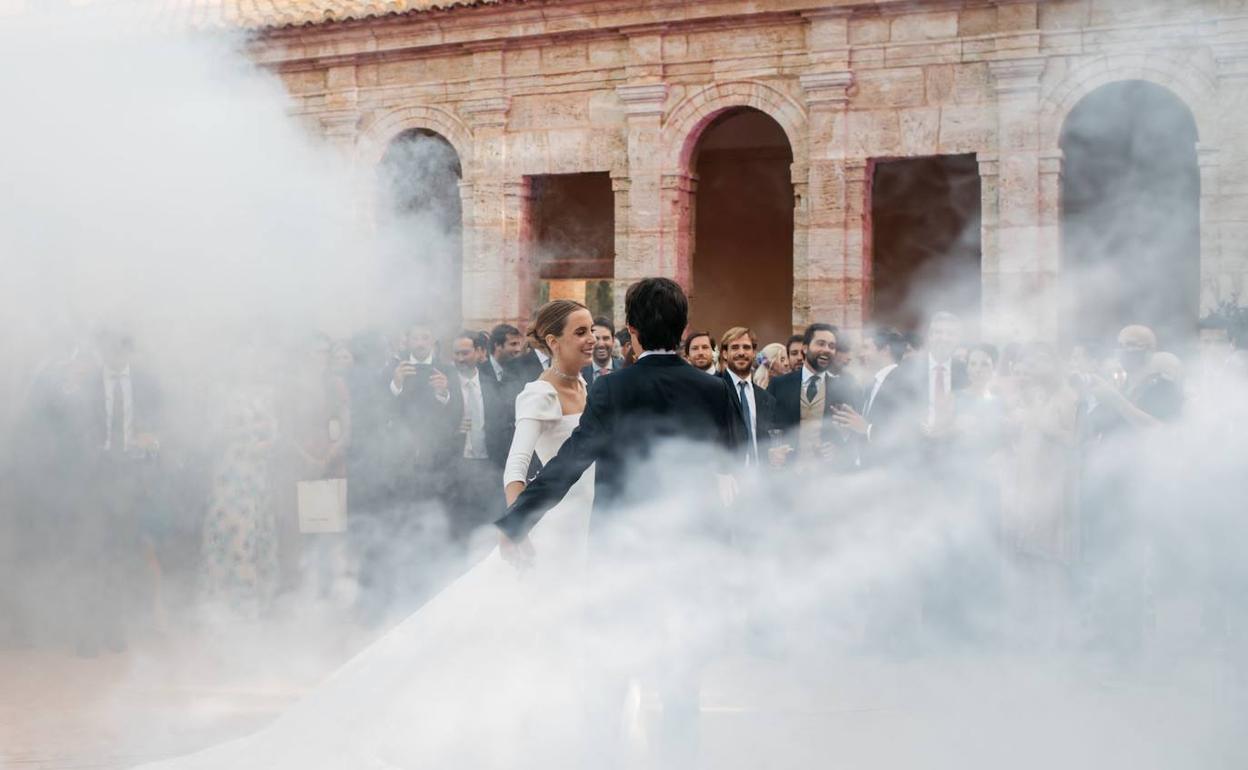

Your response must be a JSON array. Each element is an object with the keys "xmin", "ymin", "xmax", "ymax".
[{"xmin": 637, "ymin": 349, "xmax": 678, "ymax": 360}]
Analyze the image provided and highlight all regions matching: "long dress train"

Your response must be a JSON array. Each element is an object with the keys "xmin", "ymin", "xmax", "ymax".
[{"xmin": 138, "ymin": 379, "xmax": 595, "ymax": 770}]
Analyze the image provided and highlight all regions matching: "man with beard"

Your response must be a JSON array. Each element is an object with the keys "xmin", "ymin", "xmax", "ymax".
[
  {"xmin": 581, "ymin": 316, "xmax": 624, "ymax": 383},
  {"xmin": 684, "ymin": 330, "xmax": 717, "ymax": 374},
  {"xmin": 446, "ymin": 332, "xmax": 509, "ymax": 542},
  {"xmin": 1085, "ymin": 324, "xmax": 1182, "ymax": 432},
  {"xmin": 718, "ymin": 326, "xmax": 776, "ymax": 467},
  {"xmin": 787, "ymin": 334, "xmax": 805, "ymax": 371},
  {"xmin": 767, "ymin": 323, "xmax": 859, "ymax": 467},
  {"xmin": 486, "ymin": 323, "xmax": 524, "ymax": 385}
]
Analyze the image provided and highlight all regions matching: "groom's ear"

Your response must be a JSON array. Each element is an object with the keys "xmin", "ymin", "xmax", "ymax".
[{"xmin": 627, "ymin": 324, "xmax": 640, "ymax": 348}]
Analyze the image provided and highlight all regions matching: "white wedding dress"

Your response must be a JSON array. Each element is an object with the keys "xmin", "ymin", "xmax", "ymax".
[{"xmin": 139, "ymin": 379, "xmax": 595, "ymax": 770}]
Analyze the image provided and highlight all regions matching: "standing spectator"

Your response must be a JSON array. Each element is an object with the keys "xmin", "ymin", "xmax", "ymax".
[
  {"xmin": 388, "ymin": 319, "xmax": 463, "ymax": 513},
  {"xmin": 787, "ymin": 334, "xmax": 805, "ymax": 371},
  {"xmin": 684, "ymin": 331, "xmax": 717, "ymax": 374},
  {"xmin": 1002, "ymin": 342, "xmax": 1079, "ymax": 644},
  {"xmin": 615, "ymin": 328, "xmax": 635, "ymax": 368},
  {"xmin": 1086, "ymin": 325, "xmax": 1182, "ymax": 433},
  {"xmin": 446, "ymin": 331, "xmax": 508, "ymax": 542},
  {"xmin": 752, "ymin": 342, "xmax": 790, "ymax": 390},
  {"xmin": 486, "ymin": 323, "xmax": 523, "ymax": 385},
  {"xmin": 277, "ymin": 333, "xmax": 352, "ymax": 599},
  {"xmin": 200, "ymin": 344, "xmax": 279, "ymax": 619},
  {"xmin": 831, "ymin": 327, "xmax": 907, "ymax": 469},
  {"xmin": 718, "ymin": 327, "xmax": 776, "ymax": 467},
  {"xmin": 75, "ymin": 328, "xmax": 163, "ymax": 656},
  {"xmin": 768, "ymin": 323, "xmax": 858, "ymax": 467},
  {"xmin": 582, "ymin": 316, "xmax": 624, "ymax": 383},
  {"xmin": 508, "ymin": 321, "xmax": 549, "ymax": 384}
]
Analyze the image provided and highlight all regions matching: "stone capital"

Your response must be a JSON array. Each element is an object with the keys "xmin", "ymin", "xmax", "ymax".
[
  {"xmin": 460, "ymin": 97, "xmax": 511, "ymax": 129},
  {"xmin": 615, "ymin": 83, "xmax": 669, "ymax": 118},
  {"xmin": 987, "ymin": 57, "xmax": 1046, "ymax": 97},
  {"xmin": 799, "ymin": 70, "xmax": 854, "ymax": 107}
]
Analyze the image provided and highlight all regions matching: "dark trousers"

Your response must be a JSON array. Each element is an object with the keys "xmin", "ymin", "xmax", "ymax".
[{"xmin": 445, "ymin": 456, "xmax": 504, "ymax": 543}]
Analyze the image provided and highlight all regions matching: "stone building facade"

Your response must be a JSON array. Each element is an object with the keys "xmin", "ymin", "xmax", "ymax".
[{"xmin": 242, "ymin": 0, "xmax": 1248, "ymax": 344}]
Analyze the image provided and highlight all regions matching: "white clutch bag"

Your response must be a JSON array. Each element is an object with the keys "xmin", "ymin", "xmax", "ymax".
[{"xmin": 297, "ymin": 478, "xmax": 348, "ymax": 534}]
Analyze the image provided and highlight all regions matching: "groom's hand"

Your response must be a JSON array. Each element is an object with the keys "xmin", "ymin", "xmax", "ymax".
[{"xmin": 500, "ymin": 534, "xmax": 536, "ymax": 571}]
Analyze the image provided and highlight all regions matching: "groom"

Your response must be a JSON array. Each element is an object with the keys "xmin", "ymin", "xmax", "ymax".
[
  {"xmin": 495, "ymin": 276, "xmax": 741, "ymax": 542},
  {"xmin": 495, "ymin": 277, "xmax": 740, "ymax": 769}
]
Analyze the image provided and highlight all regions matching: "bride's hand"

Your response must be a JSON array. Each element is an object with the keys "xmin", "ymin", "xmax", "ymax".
[{"xmin": 500, "ymin": 534, "xmax": 536, "ymax": 571}]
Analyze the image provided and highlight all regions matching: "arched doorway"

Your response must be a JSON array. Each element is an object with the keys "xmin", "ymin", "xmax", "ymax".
[
  {"xmin": 690, "ymin": 108, "xmax": 794, "ymax": 345},
  {"xmin": 378, "ymin": 128, "xmax": 464, "ymax": 328},
  {"xmin": 1060, "ymin": 80, "xmax": 1200, "ymax": 350}
]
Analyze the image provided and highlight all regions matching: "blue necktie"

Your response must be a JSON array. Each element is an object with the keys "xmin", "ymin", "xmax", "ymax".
[{"xmin": 738, "ymin": 381, "xmax": 756, "ymax": 463}]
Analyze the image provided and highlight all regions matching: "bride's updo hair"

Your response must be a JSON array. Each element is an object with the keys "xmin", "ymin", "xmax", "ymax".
[{"xmin": 527, "ymin": 299, "xmax": 588, "ymax": 355}]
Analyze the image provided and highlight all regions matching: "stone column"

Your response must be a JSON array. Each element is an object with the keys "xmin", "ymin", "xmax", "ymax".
[
  {"xmin": 798, "ymin": 69, "xmax": 855, "ymax": 332},
  {"xmin": 460, "ymin": 97, "xmax": 516, "ymax": 328},
  {"xmin": 986, "ymin": 56, "xmax": 1052, "ymax": 341},
  {"xmin": 1211, "ymin": 43, "xmax": 1248, "ymax": 309},
  {"xmin": 615, "ymin": 82, "xmax": 669, "ymax": 319}
]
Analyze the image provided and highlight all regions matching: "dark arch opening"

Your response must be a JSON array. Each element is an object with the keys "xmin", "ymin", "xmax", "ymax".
[
  {"xmin": 378, "ymin": 128, "xmax": 464, "ymax": 329},
  {"xmin": 1060, "ymin": 80, "xmax": 1200, "ymax": 351},
  {"xmin": 690, "ymin": 107, "xmax": 794, "ymax": 346}
]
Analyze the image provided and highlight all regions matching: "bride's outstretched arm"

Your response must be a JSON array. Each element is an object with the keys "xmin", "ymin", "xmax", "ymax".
[{"xmin": 503, "ymin": 416, "xmax": 543, "ymax": 506}]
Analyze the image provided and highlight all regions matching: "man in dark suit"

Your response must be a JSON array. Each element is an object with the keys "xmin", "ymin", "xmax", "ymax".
[
  {"xmin": 485, "ymin": 323, "xmax": 524, "ymax": 385},
  {"xmin": 830, "ymin": 326, "xmax": 909, "ymax": 468},
  {"xmin": 833, "ymin": 313, "xmax": 967, "ymax": 468},
  {"xmin": 388, "ymin": 321, "xmax": 463, "ymax": 518},
  {"xmin": 767, "ymin": 323, "xmax": 860, "ymax": 468},
  {"xmin": 717, "ymin": 326, "xmax": 776, "ymax": 468},
  {"xmin": 71, "ymin": 328, "xmax": 164, "ymax": 655},
  {"xmin": 444, "ymin": 331, "xmax": 512, "ymax": 542},
  {"xmin": 505, "ymin": 329, "xmax": 548, "ymax": 386},
  {"xmin": 497, "ymin": 277, "xmax": 739, "ymax": 770},
  {"xmin": 581, "ymin": 316, "xmax": 625, "ymax": 383}
]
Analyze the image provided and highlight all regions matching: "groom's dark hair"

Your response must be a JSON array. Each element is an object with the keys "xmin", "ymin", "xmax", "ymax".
[{"xmin": 625, "ymin": 277, "xmax": 687, "ymax": 352}]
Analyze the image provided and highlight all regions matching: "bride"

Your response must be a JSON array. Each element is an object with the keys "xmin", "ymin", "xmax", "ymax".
[{"xmin": 138, "ymin": 300, "xmax": 600, "ymax": 770}]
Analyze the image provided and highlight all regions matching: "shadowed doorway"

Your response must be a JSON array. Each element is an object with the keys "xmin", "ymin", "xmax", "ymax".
[
  {"xmin": 378, "ymin": 128, "xmax": 464, "ymax": 329},
  {"xmin": 870, "ymin": 154, "xmax": 982, "ymax": 334},
  {"xmin": 1060, "ymin": 80, "xmax": 1200, "ymax": 351},
  {"xmin": 690, "ymin": 108, "xmax": 794, "ymax": 345}
]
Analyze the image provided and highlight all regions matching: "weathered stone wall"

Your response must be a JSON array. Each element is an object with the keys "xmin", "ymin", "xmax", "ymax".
[{"xmin": 252, "ymin": 0, "xmax": 1248, "ymax": 340}]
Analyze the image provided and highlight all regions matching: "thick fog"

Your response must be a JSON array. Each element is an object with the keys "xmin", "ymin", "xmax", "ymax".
[{"xmin": 1, "ymin": 4, "xmax": 1246, "ymax": 770}]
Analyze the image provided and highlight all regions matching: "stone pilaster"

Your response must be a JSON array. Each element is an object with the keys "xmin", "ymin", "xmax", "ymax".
[
  {"xmin": 800, "ymin": 69, "xmax": 858, "ymax": 331},
  {"xmin": 1211, "ymin": 42, "xmax": 1248, "ymax": 309},
  {"xmin": 986, "ymin": 56, "xmax": 1052, "ymax": 341},
  {"xmin": 615, "ymin": 82, "xmax": 670, "ymax": 317},
  {"xmin": 460, "ymin": 97, "xmax": 518, "ymax": 327}
]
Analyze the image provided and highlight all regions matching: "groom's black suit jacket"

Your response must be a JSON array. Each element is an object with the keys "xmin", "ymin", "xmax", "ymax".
[{"xmin": 495, "ymin": 354, "xmax": 742, "ymax": 540}]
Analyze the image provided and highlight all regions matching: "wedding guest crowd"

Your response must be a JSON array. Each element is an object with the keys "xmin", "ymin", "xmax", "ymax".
[{"xmin": 2, "ymin": 291, "xmax": 1245, "ymax": 657}]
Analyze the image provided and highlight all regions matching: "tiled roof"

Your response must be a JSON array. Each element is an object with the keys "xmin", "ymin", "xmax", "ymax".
[{"xmin": 1, "ymin": 0, "xmax": 514, "ymax": 30}]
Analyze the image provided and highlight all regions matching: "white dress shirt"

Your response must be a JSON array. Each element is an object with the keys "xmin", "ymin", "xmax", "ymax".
[
  {"xmin": 488, "ymin": 355, "xmax": 505, "ymax": 383},
  {"xmin": 637, "ymin": 349, "xmax": 678, "ymax": 360},
  {"xmin": 727, "ymin": 369, "xmax": 758, "ymax": 460},
  {"xmin": 864, "ymin": 363, "xmax": 898, "ymax": 417},
  {"xmin": 459, "ymin": 367, "xmax": 488, "ymax": 459},
  {"xmin": 102, "ymin": 365, "xmax": 132, "ymax": 452},
  {"xmin": 800, "ymin": 363, "xmax": 825, "ymax": 392},
  {"xmin": 535, "ymin": 349, "xmax": 551, "ymax": 370}
]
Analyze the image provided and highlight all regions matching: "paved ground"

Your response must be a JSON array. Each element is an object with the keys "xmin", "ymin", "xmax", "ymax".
[{"xmin": 4, "ymin": 628, "xmax": 1245, "ymax": 770}]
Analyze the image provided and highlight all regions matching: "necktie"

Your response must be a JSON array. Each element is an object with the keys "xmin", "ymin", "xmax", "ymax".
[
  {"xmin": 933, "ymin": 364, "xmax": 948, "ymax": 404},
  {"xmin": 806, "ymin": 374, "xmax": 819, "ymax": 402},
  {"xmin": 738, "ymin": 380, "xmax": 756, "ymax": 462},
  {"xmin": 110, "ymin": 375, "xmax": 125, "ymax": 454},
  {"xmin": 598, "ymin": 367, "xmax": 610, "ymax": 379}
]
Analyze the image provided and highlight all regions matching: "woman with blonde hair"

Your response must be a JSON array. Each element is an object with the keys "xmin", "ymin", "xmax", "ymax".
[{"xmin": 752, "ymin": 341, "xmax": 791, "ymax": 389}]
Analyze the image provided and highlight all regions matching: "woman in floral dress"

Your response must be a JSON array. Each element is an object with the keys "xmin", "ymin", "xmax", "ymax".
[{"xmin": 199, "ymin": 382, "xmax": 279, "ymax": 619}]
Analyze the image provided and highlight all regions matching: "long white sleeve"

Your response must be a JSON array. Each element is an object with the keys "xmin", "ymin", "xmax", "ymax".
[{"xmin": 504, "ymin": 416, "xmax": 543, "ymax": 486}]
